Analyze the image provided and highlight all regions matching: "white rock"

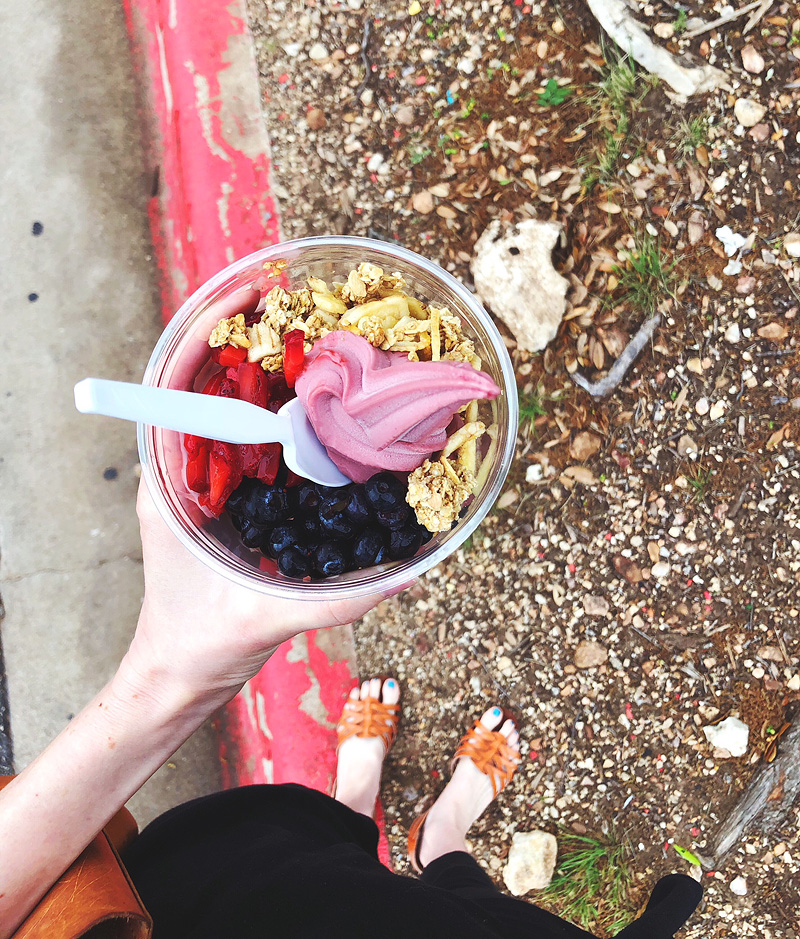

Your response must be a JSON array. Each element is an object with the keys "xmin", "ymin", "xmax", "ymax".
[
  {"xmin": 734, "ymin": 98, "xmax": 767, "ymax": 128},
  {"xmin": 282, "ymin": 42, "xmax": 302, "ymax": 57},
  {"xmin": 716, "ymin": 226, "xmax": 747, "ymax": 257},
  {"xmin": 366, "ymin": 152, "xmax": 384, "ymax": 172},
  {"xmin": 503, "ymin": 831, "xmax": 558, "ymax": 895},
  {"xmin": 651, "ymin": 561, "xmax": 670, "ymax": 579},
  {"xmin": 575, "ymin": 640, "xmax": 608, "ymax": 668},
  {"xmin": 456, "ymin": 56, "xmax": 475, "ymax": 74},
  {"xmin": 526, "ymin": 463, "xmax": 544, "ymax": 483},
  {"xmin": 703, "ymin": 716, "xmax": 749, "ymax": 757},
  {"xmin": 583, "ymin": 595, "xmax": 610, "ymax": 616},
  {"xmin": 471, "ymin": 219, "xmax": 569, "ymax": 352},
  {"xmin": 787, "ymin": 674, "xmax": 800, "ymax": 691},
  {"xmin": 730, "ymin": 876, "xmax": 748, "ymax": 897},
  {"xmin": 696, "ymin": 397, "xmax": 710, "ymax": 416},
  {"xmin": 308, "ymin": 42, "xmax": 329, "ymax": 61},
  {"xmin": 724, "ymin": 323, "xmax": 741, "ymax": 343},
  {"xmin": 723, "ymin": 259, "xmax": 742, "ymax": 276},
  {"xmin": 784, "ymin": 232, "xmax": 800, "ymax": 258},
  {"xmin": 709, "ymin": 401, "xmax": 726, "ymax": 420},
  {"xmin": 653, "ymin": 22, "xmax": 674, "ymax": 38},
  {"xmin": 741, "ymin": 45, "xmax": 765, "ymax": 73}
]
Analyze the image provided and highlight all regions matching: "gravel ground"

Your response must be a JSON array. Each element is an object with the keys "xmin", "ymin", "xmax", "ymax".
[{"xmin": 246, "ymin": 0, "xmax": 799, "ymax": 934}]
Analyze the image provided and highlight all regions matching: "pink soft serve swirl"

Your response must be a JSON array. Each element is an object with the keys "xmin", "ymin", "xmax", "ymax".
[{"xmin": 295, "ymin": 331, "xmax": 500, "ymax": 483}]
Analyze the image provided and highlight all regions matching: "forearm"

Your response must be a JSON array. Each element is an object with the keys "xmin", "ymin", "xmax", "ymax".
[{"xmin": 0, "ymin": 644, "xmax": 233, "ymax": 937}]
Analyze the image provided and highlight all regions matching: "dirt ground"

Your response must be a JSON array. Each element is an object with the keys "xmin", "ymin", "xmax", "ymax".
[{"xmin": 246, "ymin": 0, "xmax": 800, "ymax": 934}]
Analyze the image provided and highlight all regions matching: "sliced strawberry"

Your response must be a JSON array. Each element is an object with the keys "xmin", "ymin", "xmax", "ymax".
[
  {"xmin": 185, "ymin": 446, "xmax": 210, "ymax": 493},
  {"xmin": 237, "ymin": 361, "xmax": 268, "ymax": 408},
  {"xmin": 283, "ymin": 329, "xmax": 306, "ymax": 388},
  {"xmin": 200, "ymin": 440, "xmax": 243, "ymax": 516},
  {"xmin": 211, "ymin": 344, "xmax": 248, "ymax": 367}
]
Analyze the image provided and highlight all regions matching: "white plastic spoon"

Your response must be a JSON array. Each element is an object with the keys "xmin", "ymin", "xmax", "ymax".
[{"xmin": 74, "ymin": 377, "xmax": 351, "ymax": 487}]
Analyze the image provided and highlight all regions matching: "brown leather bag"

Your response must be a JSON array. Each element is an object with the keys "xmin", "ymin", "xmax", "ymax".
[{"xmin": 0, "ymin": 777, "xmax": 153, "ymax": 939}]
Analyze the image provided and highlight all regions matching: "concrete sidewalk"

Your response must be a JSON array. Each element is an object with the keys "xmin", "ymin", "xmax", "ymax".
[{"xmin": 0, "ymin": 0, "xmax": 219, "ymax": 822}]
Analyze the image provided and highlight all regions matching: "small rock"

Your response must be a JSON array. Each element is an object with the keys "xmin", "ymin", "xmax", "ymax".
[
  {"xmin": 574, "ymin": 640, "xmax": 608, "ymax": 669},
  {"xmin": 748, "ymin": 123, "xmax": 770, "ymax": 142},
  {"xmin": 412, "ymin": 190, "xmax": 435, "ymax": 214},
  {"xmin": 687, "ymin": 357, "xmax": 703, "ymax": 375},
  {"xmin": 709, "ymin": 401, "xmax": 726, "ymax": 421},
  {"xmin": 696, "ymin": 397, "xmax": 710, "ymax": 416},
  {"xmin": 757, "ymin": 646, "xmax": 783, "ymax": 662},
  {"xmin": 741, "ymin": 45, "xmax": 765, "ymax": 73},
  {"xmin": 730, "ymin": 876, "xmax": 748, "ymax": 897},
  {"xmin": 677, "ymin": 434, "xmax": 698, "ymax": 457},
  {"xmin": 457, "ymin": 57, "xmax": 475, "ymax": 74},
  {"xmin": 716, "ymin": 226, "xmax": 746, "ymax": 257},
  {"xmin": 395, "ymin": 104, "xmax": 415, "ymax": 126},
  {"xmin": 688, "ymin": 211, "xmax": 705, "ymax": 245},
  {"xmin": 308, "ymin": 42, "xmax": 329, "ymax": 61},
  {"xmin": 525, "ymin": 463, "xmax": 543, "ymax": 483},
  {"xmin": 583, "ymin": 595, "xmax": 610, "ymax": 617},
  {"xmin": 757, "ymin": 323, "xmax": 788, "ymax": 342},
  {"xmin": 471, "ymin": 219, "xmax": 569, "ymax": 352},
  {"xmin": 784, "ymin": 233, "xmax": 800, "ymax": 258},
  {"xmin": 366, "ymin": 152, "xmax": 385, "ymax": 173},
  {"xmin": 653, "ymin": 22, "xmax": 674, "ymax": 38},
  {"xmin": 723, "ymin": 259, "xmax": 742, "ymax": 276},
  {"xmin": 283, "ymin": 42, "xmax": 302, "ymax": 58},
  {"xmin": 734, "ymin": 98, "xmax": 767, "ymax": 128},
  {"xmin": 651, "ymin": 561, "xmax": 670, "ymax": 579},
  {"xmin": 724, "ymin": 323, "xmax": 741, "ymax": 343},
  {"xmin": 306, "ymin": 108, "xmax": 326, "ymax": 130},
  {"xmin": 613, "ymin": 555, "xmax": 643, "ymax": 584},
  {"xmin": 787, "ymin": 674, "xmax": 800, "ymax": 691},
  {"xmin": 736, "ymin": 275, "xmax": 756, "ymax": 295},
  {"xmin": 703, "ymin": 716, "xmax": 749, "ymax": 757},
  {"xmin": 420, "ymin": 47, "xmax": 437, "ymax": 63},
  {"xmin": 503, "ymin": 831, "xmax": 558, "ymax": 895},
  {"xmin": 569, "ymin": 431, "xmax": 602, "ymax": 462}
]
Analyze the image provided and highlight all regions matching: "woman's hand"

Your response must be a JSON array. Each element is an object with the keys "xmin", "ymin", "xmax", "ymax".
[{"xmin": 124, "ymin": 481, "xmax": 401, "ymax": 708}]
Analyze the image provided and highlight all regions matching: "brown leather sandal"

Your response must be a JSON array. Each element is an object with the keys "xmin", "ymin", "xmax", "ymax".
[
  {"xmin": 336, "ymin": 677, "xmax": 401, "ymax": 756},
  {"xmin": 407, "ymin": 707, "xmax": 520, "ymax": 873}
]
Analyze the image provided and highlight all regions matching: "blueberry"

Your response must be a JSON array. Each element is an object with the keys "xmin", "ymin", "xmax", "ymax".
[
  {"xmin": 388, "ymin": 522, "xmax": 424, "ymax": 561},
  {"xmin": 375, "ymin": 505, "xmax": 410, "ymax": 530},
  {"xmin": 226, "ymin": 478, "xmax": 255, "ymax": 516},
  {"xmin": 229, "ymin": 512, "xmax": 246, "ymax": 533},
  {"xmin": 352, "ymin": 528, "xmax": 389, "ymax": 568},
  {"xmin": 277, "ymin": 545, "xmax": 312, "ymax": 579},
  {"xmin": 265, "ymin": 524, "xmax": 302, "ymax": 558},
  {"xmin": 419, "ymin": 525, "xmax": 434, "ymax": 544},
  {"xmin": 319, "ymin": 494, "xmax": 358, "ymax": 539},
  {"xmin": 317, "ymin": 484, "xmax": 349, "ymax": 498},
  {"xmin": 296, "ymin": 482, "xmax": 322, "ymax": 514},
  {"xmin": 364, "ymin": 472, "xmax": 407, "ymax": 513},
  {"xmin": 240, "ymin": 519, "xmax": 270, "ymax": 549},
  {"xmin": 311, "ymin": 541, "xmax": 350, "ymax": 577},
  {"xmin": 299, "ymin": 515, "xmax": 322, "ymax": 538},
  {"xmin": 245, "ymin": 483, "xmax": 289, "ymax": 525},
  {"xmin": 343, "ymin": 485, "xmax": 373, "ymax": 525}
]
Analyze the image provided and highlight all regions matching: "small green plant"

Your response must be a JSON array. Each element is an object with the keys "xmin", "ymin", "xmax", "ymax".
[
  {"xmin": 538, "ymin": 78, "xmax": 572, "ymax": 107},
  {"xmin": 408, "ymin": 144, "xmax": 431, "ymax": 165},
  {"xmin": 611, "ymin": 232, "xmax": 677, "ymax": 313},
  {"xmin": 459, "ymin": 96, "xmax": 477, "ymax": 119},
  {"xmin": 518, "ymin": 388, "xmax": 547, "ymax": 432},
  {"xmin": 673, "ymin": 115, "xmax": 709, "ymax": 161},
  {"xmin": 581, "ymin": 129, "xmax": 624, "ymax": 190},
  {"xmin": 542, "ymin": 832, "xmax": 635, "ymax": 935},
  {"xmin": 686, "ymin": 465, "xmax": 712, "ymax": 502},
  {"xmin": 673, "ymin": 9, "xmax": 689, "ymax": 35}
]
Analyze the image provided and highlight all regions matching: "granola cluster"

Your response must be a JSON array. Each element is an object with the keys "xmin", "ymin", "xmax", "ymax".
[{"xmin": 207, "ymin": 262, "xmax": 494, "ymax": 532}]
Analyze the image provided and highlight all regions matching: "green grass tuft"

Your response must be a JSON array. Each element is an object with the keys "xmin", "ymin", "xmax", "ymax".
[
  {"xmin": 686, "ymin": 465, "xmax": 713, "ymax": 502},
  {"xmin": 542, "ymin": 831, "xmax": 635, "ymax": 936},
  {"xmin": 518, "ymin": 388, "xmax": 547, "ymax": 431},
  {"xmin": 672, "ymin": 115, "xmax": 709, "ymax": 161},
  {"xmin": 611, "ymin": 231, "xmax": 677, "ymax": 313}
]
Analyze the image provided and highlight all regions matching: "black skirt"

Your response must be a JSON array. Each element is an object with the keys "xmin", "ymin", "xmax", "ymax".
[{"xmin": 123, "ymin": 784, "xmax": 701, "ymax": 939}]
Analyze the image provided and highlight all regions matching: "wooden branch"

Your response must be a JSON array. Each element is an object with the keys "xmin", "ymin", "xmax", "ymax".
[
  {"xmin": 711, "ymin": 715, "xmax": 800, "ymax": 862},
  {"xmin": 683, "ymin": 0, "xmax": 764, "ymax": 38}
]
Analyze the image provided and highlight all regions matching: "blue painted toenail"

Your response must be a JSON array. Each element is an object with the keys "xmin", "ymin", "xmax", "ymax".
[
  {"xmin": 387, "ymin": 680, "xmax": 395, "ymax": 686},
  {"xmin": 492, "ymin": 707, "xmax": 501, "ymax": 716}
]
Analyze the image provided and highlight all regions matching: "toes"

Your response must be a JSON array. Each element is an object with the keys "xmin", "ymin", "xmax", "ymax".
[
  {"xmin": 381, "ymin": 677, "xmax": 401, "ymax": 705},
  {"xmin": 360, "ymin": 679, "xmax": 371, "ymax": 700},
  {"xmin": 479, "ymin": 706, "xmax": 505, "ymax": 732},
  {"xmin": 369, "ymin": 677, "xmax": 382, "ymax": 700},
  {"xmin": 500, "ymin": 718, "xmax": 517, "ymax": 739},
  {"xmin": 349, "ymin": 685, "xmax": 360, "ymax": 701}
]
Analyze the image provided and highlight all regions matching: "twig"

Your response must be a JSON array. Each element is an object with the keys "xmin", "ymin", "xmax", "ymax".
[
  {"xmin": 683, "ymin": 0, "xmax": 763, "ymax": 38},
  {"xmin": 743, "ymin": 0, "xmax": 774, "ymax": 34},
  {"xmin": 353, "ymin": 18, "xmax": 373, "ymax": 101},
  {"xmin": 571, "ymin": 314, "xmax": 661, "ymax": 398}
]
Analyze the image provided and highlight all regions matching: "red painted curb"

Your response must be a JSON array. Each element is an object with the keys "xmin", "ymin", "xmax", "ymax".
[{"xmin": 123, "ymin": 0, "xmax": 391, "ymax": 867}]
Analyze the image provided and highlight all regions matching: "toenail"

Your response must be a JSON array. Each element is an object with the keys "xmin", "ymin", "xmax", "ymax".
[
  {"xmin": 492, "ymin": 707, "xmax": 501, "ymax": 716},
  {"xmin": 387, "ymin": 679, "xmax": 395, "ymax": 687}
]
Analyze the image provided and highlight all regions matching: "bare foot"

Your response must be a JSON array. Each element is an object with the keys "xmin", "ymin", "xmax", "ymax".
[
  {"xmin": 334, "ymin": 677, "xmax": 400, "ymax": 818},
  {"xmin": 416, "ymin": 706, "xmax": 520, "ymax": 868}
]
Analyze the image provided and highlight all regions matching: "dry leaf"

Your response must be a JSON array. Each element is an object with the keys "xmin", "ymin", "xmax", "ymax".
[
  {"xmin": 766, "ymin": 423, "xmax": 789, "ymax": 450},
  {"xmin": 597, "ymin": 201, "xmax": 622, "ymax": 214},
  {"xmin": 569, "ymin": 431, "xmax": 602, "ymax": 462},
  {"xmin": 597, "ymin": 325, "xmax": 629, "ymax": 358},
  {"xmin": 561, "ymin": 465, "xmax": 597, "ymax": 485},
  {"xmin": 436, "ymin": 205, "xmax": 458, "ymax": 219},
  {"xmin": 757, "ymin": 323, "xmax": 788, "ymax": 341}
]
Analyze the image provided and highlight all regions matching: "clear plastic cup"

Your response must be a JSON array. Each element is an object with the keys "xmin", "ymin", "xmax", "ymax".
[{"xmin": 138, "ymin": 236, "xmax": 518, "ymax": 600}]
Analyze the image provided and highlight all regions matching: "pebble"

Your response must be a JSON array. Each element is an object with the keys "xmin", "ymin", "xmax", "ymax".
[
  {"xmin": 653, "ymin": 22, "xmax": 674, "ymax": 38},
  {"xmin": 306, "ymin": 108, "xmax": 326, "ymax": 130},
  {"xmin": 724, "ymin": 323, "xmax": 741, "ymax": 343},
  {"xmin": 308, "ymin": 42, "xmax": 329, "ymax": 61},
  {"xmin": 457, "ymin": 56, "xmax": 475, "ymax": 74},
  {"xmin": 740, "ymin": 45, "xmax": 765, "ymax": 73},
  {"xmin": 709, "ymin": 401, "xmax": 726, "ymax": 421},
  {"xmin": 733, "ymin": 98, "xmax": 767, "ymax": 127},
  {"xmin": 703, "ymin": 716, "xmax": 749, "ymax": 757},
  {"xmin": 503, "ymin": 831, "xmax": 558, "ymax": 895},
  {"xmin": 651, "ymin": 561, "xmax": 670, "ymax": 579},
  {"xmin": 730, "ymin": 876, "xmax": 748, "ymax": 897},
  {"xmin": 677, "ymin": 435, "xmax": 698, "ymax": 458},
  {"xmin": 395, "ymin": 104, "xmax": 415, "ymax": 126},
  {"xmin": 784, "ymin": 233, "xmax": 800, "ymax": 258},
  {"xmin": 525, "ymin": 464, "xmax": 543, "ymax": 483},
  {"xmin": 412, "ymin": 190, "xmax": 434, "ymax": 214},
  {"xmin": 583, "ymin": 595, "xmax": 610, "ymax": 616},
  {"xmin": 787, "ymin": 674, "xmax": 800, "ymax": 691},
  {"xmin": 696, "ymin": 397, "xmax": 710, "ymax": 416},
  {"xmin": 574, "ymin": 640, "xmax": 608, "ymax": 669},
  {"xmin": 366, "ymin": 152, "xmax": 384, "ymax": 172}
]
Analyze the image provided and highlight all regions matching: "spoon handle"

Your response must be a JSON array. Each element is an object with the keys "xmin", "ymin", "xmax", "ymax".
[{"xmin": 74, "ymin": 378, "xmax": 292, "ymax": 446}]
